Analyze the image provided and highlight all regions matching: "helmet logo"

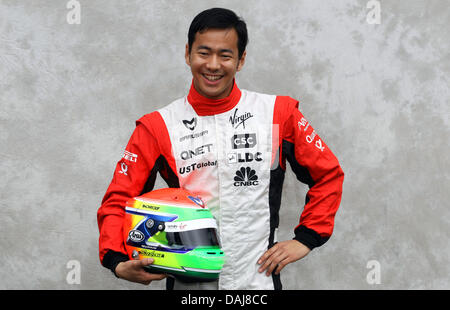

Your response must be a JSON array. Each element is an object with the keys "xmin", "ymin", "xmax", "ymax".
[
  {"xmin": 188, "ymin": 195, "xmax": 204, "ymax": 207},
  {"xmin": 128, "ymin": 230, "xmax": 145, "ymax": 242}
]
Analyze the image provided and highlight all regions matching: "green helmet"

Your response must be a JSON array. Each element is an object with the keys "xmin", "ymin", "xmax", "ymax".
[{"xmin": 123, "ymin": 188, "xmax": 225, "ymax": 282}]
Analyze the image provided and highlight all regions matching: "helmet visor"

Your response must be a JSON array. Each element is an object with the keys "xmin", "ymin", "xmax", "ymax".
[{"xmin": 166, "ymin": 228, "xmax": 220, "ymax": 248}]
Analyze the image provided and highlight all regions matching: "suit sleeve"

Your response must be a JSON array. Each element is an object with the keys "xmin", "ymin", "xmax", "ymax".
[
  {"xmin": 97, "ymin": 116, "xmax": 162, "ymax": 274},
  {"xmin": 279, "ymin": 96, "xmax": 344, "ymax": 250}
]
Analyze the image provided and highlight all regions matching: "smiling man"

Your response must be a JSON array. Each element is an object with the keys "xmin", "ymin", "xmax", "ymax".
[
  {"xmin": 186, "ymin": 27, "xmax": 245, "ymax": 100},
  {"xmin": 97, "ymin": 8, "xmax": 344, "ymax": 290}
]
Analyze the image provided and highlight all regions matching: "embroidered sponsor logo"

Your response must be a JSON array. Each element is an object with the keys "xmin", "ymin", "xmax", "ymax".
[
  {"xmin": 180, "ymin": 144, "xmax": 213, "ymax": 160},
  {"xmin": 297, "ymin": 117, "xmax": 325, "ymax": 152},
  {"xmin": 119, "ymin": 162, "xmax": 128, "ymax": 175},
  {"xmin": 182, "ymin": 117, "xmax": 197, "ymax": 131},
  {"xmin": 179, "ymin": 160, "xmax": 217, "ymax": 175},
  {"xmin": 233, "ymin": 167, "xmax": 259, "ymax": 186},
  {"xmin": 180, "ymin": 130, "xmax": 208, "ymax": 142},
  {"xmin": 231, "ymin": 133, "xmax": 256, "ymax": 149},
  {"xmin": 229, "ymin": 109, "xmax": 253, "ymax": 129},
  {"xmin": 227, "ymin": 152, "xmax": 262, "ymax": 164},
  {"xmin": 123, "ymin": 150, "xmax": 138, "ymax": 162}
]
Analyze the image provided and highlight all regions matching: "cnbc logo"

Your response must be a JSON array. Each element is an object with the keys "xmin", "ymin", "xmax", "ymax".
[{"xmin": 233, "ymin": 167, "xmax": 259, "ymax": 187}]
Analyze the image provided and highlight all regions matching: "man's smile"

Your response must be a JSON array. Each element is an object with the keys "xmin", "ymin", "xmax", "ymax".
[
  {"xmin": 202, "ymin": 73, "xmax": 224, "ymax": 85},
  {"xmin": 202, "ymin": 73, "xmax": 224, "ymax": 81}
]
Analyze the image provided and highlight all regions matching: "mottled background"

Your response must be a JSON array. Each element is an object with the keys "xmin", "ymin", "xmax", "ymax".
[{"xmin": 0, "ymin": 0, "xmax": 448, "ymax": 290}]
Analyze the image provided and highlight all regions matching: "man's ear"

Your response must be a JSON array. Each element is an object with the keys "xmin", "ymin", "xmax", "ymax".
[
  {"xmin": 185, "ymin": 43, "xmax": 191, "ymax": 66},
  {"xmin": 236, "ymin": 50, "xmax": 246, "ymax": 72}
]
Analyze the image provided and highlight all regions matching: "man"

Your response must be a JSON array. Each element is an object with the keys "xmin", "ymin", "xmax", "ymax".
[{"xmin": 97, "ymin": 7, "xmax": 344, "ymax": 290}]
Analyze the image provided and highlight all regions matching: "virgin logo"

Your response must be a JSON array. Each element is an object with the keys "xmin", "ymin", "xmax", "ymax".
[{"xmin": 229, "ymin": 109, "xmax": 253, "ymax": 129}]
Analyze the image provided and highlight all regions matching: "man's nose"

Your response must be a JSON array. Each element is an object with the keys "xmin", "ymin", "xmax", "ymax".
[{"xmin": 206, "ymin": 54, "xmax": 220, "ymax": 71}]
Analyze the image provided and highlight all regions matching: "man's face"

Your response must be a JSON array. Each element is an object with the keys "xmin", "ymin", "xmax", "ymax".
[{"xmin": 185, "ymin": 28, "xmax": 246, "ymax": 100}]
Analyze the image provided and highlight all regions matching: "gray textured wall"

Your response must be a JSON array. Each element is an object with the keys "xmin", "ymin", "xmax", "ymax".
[{"xmin": 0, "ymin": 0, "xmax": 449, "ymax": 290}]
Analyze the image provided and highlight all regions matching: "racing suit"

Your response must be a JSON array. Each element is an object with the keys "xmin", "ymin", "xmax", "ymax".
[{"xmin": 97, "ymin": 79, "xmax": 344, "ymax": 290}]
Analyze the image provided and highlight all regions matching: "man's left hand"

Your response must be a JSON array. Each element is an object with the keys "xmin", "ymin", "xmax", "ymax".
[{"xmin": 257, "ymin": 240, "xmax": 311, "ymax": 276}]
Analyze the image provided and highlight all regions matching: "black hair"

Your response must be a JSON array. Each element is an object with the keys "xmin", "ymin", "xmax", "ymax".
[{"xmin": 188, "ymin": 8, "xmax": 248, "ymax": 60}]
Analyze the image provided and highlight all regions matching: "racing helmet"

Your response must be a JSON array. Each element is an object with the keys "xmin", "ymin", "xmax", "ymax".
[{"xmin": 123, "ymin": 188, "xmax": 225, "ymax": 282}]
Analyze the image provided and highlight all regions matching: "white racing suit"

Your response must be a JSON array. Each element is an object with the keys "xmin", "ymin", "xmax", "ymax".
[{"xmin": 97, "ymin": 79, "xmax": 344, "ymax": 290}]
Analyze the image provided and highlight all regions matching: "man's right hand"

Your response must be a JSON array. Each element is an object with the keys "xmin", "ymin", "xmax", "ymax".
[{"xmin": 115, "ymin": 258, "xmax": 167, "ymax": 285}]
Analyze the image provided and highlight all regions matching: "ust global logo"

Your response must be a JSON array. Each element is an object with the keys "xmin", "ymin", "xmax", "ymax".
[{"xmin": 233, "ymin": 167, "xmax": 259, "ymax": 187}]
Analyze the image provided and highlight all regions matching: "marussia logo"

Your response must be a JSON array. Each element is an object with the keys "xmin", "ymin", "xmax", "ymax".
[
  {"xmin": 229, "ymin": 109, "xmax": 253, "ymax": 129},
  {"xmin": 233, "ymin": 167, "xmax": 259, "ymax": 186},
  {"xmin": 183, "ymin": 117, "xmax": 197, "ymax": 131}
]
